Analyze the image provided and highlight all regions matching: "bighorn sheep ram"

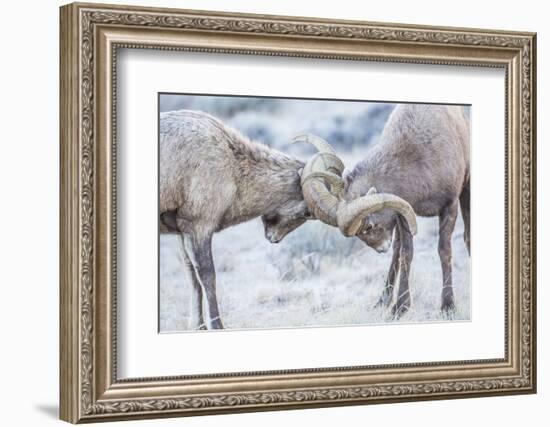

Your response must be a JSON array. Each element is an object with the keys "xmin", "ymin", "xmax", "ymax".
[
  {"xmin": 160, "ymin": 110, "xmax": 417, "ymax": 329},
  {"xmin": 296, "ymin": 104, "xmax": 469, "ymax": 316}
]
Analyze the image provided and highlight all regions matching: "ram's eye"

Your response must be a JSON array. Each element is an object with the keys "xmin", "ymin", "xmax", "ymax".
[
  {"xmin": 263, "ymin": 214, "xmax": 279, "ymax": 226},
  {"xmin": 360, "ymin": 223, "xmax": 374, "ymax": 235}
]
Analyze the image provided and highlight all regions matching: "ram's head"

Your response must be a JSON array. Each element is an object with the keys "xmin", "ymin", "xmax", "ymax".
[{"xmin": 293, "ymin": 134, "xmax": 417, "ymax": 242}]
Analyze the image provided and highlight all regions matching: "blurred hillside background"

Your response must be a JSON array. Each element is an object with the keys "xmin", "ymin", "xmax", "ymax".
[{"xmin": 159, "ymin": 94, "xmax": 470, "ymax": 332}]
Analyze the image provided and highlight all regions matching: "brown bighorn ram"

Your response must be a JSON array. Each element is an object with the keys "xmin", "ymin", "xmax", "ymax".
[
  {"xmin": 295, "ymin": 104, "xmax": 469, "ymax": 316},
  {"xmin": 159, "ymin": 110, "xmax": 417, "ymax": 329}
]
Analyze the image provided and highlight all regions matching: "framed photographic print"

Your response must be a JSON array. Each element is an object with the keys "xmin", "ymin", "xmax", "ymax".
[{"xmin": 59, "ymin": 2, "xmax": 537, "ymax": 423}]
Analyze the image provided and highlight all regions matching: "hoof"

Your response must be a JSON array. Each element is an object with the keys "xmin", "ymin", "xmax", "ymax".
[
  {"xmin": 390, "ymin": 302, "xmax": 410, "ymax": 319},
  {"xmin": 441, "ymin": 293, "xmax": 456, "ymax": 313},
  {"xmin": 441, "ymin": 301, "xmax": 456, "ymax": 311},
  {"xmin": 374, "ymin": 295, "xmax": 392, "ymax": 309},
  {"xmin": 374, "ymin": 286, "xmax": 394, "ymax": 309},
  {"xmin": 441, "ymin": 299, "xmax": 456, "ymax": 315},
  {"xmin": 209, "ymin": 318, "xmax": 225, "ymax": 330},
  {"xmin": 188, "ymin": 319, "xmax": 207, "ymax": 331}
]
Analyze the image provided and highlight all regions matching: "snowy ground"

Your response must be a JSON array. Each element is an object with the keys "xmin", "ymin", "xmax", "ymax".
[
  {"xmin": 158, "ymin": 95, "xmax": 471, "ymax": 332},
  {"xmin": 159, "ymin": 215, "xmax": 470, "ymax": 332}
]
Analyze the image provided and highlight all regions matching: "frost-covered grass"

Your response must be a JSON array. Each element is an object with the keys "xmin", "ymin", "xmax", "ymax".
[{"xmin": 159, "ymin": 215, "xmax": 470, "ymax": 332}]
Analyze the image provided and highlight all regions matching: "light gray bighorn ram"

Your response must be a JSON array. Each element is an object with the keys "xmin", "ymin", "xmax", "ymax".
[
  {"xmin": 296, "ymin": 104, "xmax": 470, "ymax": 316},
  {"xmin": 159, "ymin": 110, "xmax": 417, "ymax": 329}
]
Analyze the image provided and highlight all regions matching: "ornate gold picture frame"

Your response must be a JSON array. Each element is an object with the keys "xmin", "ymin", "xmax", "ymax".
[{"xmin": 60, "ymin": 2, "xmax": 536, "ymax": 423}]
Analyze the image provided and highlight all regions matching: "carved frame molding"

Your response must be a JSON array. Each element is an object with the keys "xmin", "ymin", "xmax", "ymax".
[{"xmin": 60, "ymin": 2, "xmax": 536, "ymax": 423}]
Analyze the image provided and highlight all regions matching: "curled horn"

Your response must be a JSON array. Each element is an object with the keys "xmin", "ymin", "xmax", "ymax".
[
  {"xmin": 292, "ymin": 134, "xmax": 345, "ymax": 227},
  {"xmin": 294, "ymin": 133, "xmax": 417, "ymax": 236},
  {"xmin": 337, "ymin": 191, "xmax": 418, "ymax": 237},
  {"xmin": 292, "ymin": 133, "xmax": 340, "ymax": 156}
]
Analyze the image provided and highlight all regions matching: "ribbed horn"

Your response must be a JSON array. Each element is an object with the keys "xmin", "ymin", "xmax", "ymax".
[
  {"xmin": 294, "ymin": 134, "xmax": 345, "ymax": 227},
  {"xmin": 337, "ymin": 193, "xmax": 418, "ymax": 237},
  {"xmin": 294, "ymin": 133, "xmax": 417, "ymax": 238},
  {"xmin": 292, "ymin": 133, "xmax": 338, "ymax": 155}
]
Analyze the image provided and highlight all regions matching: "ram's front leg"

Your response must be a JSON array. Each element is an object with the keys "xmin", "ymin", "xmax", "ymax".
[
  {"xmin": 391, "ymin": 217, "xmax": 413, "ymax": 318},
  {"xmin": 376, "ymin": 228, "xmax": 401, "ymax": 308}
]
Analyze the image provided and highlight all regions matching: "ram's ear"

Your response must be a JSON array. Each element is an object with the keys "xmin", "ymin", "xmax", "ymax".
[{"xmin": 366, "ymin": 187, "xmax": 378, "ymax": 196}]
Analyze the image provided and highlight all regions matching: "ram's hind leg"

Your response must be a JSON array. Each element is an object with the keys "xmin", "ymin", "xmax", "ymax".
[
  {"xmin": 439, "ymin": 200, "xmax": 459, "ymax": 312},
  {"xmin": 178, "ymin": 234, "xmax": 206, "ymax": 330},
  {"xmin": 376, "ymin": 229, "xmax": 401, "ymax": 308},
  {"xmin": 459, "ymin": 178, "xmax": 470, "ymax": 256},
  {"xmin": 190, "ymin": 232, "xmax": 224, "ymax": 330}
]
